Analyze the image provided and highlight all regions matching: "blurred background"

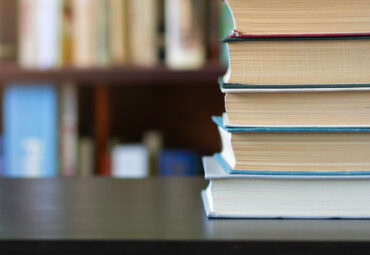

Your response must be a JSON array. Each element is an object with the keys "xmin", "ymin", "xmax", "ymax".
[{"xmin": 0, "ymin": 0, "xmax": 233, "ymax": 178}]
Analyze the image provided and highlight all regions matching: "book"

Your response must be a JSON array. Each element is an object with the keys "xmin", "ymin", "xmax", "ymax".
[
  {"xmin": 94, "ymin": 86, "xmax": 110, "ymax": 175},
  {"xmin": 59, "ymin": 83, "xmax": 78, "ymax": 176},
  {"xmin": 128, "ymin": 0, "xmax": 158, "ymax": 66},
  {"xmin": 59, "ymin": 0, "xmax": 73, "ymax": 66},
  {"xmin": 94, "ymin": 0, "xmax": 111, "ymax": 67},
  {"xmin": 165, "ymin": 0, "xmax": 206, "ymax": 69},
  {"xmin": 111, "ymin": 144, "xmax": 149, "ymax": 178},
  {"xmin": 202, "ymin": 156, "xmax": 370, "ymax": 218},
  {"xmin": 109, "ymin": 0, "xmax": 129, "ymax": 65},
  {"xmin": 36, "ymin": 0, "xmax": 60, "ymax": 69},
  {"xmin": 0, "ymin": 0, "xmax": 17, "ymax": 61},
  {"xmin": 18, "ymin": 0, "xmax": 37, "ymax": 68},
  {"xmin": 213, "ymin": 115, "xmax": 370, "ymax": 174},
  {"xmin": 72, "ymin": 0, "xmax": 96, "ymax": 68},
  {"xmin": 157, "ymin": 149, "xmax": 200, "ymax": 176},
  {"xmin": 223, "ymin": 36, "xmax": 370, "ymax": 86},
  {"xmin": 224, "ymin": 0, "xmax": 370, "ymax": 36},
  {"xmin": 78, "ymin": 137, "xmax": 94, "ymax": 176},
  {"xmin": 3, "ymin": 85, "xmax": 57, "ymax": 177},
  {"xmin": 222, "ymin": 89, "xmax": 370, "ymax": 127}
]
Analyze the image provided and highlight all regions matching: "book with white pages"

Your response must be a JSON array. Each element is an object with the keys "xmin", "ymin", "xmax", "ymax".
[{"xmin": 202, "ymin": 156, "xmax": 370, "ymax": 219}]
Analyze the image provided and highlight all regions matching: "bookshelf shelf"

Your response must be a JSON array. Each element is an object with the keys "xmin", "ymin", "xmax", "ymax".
[{"xmin": 0, "ymin": 63, "xmax": 226, "ymax": 84}]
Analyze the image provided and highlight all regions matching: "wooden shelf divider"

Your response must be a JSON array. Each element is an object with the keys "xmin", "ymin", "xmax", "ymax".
[{"xmin": 0, "ymin": 63, "xmax": 226, "ymax": 84}]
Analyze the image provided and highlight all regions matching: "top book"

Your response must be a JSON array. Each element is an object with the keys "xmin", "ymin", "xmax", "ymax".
[{"xmin": 225, "ymin": 0, "xmax": 370, "ymax": 36}]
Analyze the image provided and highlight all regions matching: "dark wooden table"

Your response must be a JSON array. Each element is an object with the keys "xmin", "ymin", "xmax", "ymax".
[{"xmin": 1, "ymin": 177, "xmax": 370, "ymax": 254}]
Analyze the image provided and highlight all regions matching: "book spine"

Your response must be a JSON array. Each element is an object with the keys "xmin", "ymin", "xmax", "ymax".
[
  {"xmin": 165, "ymin": 0, "xmax": 206, "ymax": 69},
  {"xmin": 0, "ymin": 0, "xmax": 17, "ymax": 61},
  {"xmin": 3, "ymin": 85, "xmax": 58, "ymax": 177},
  {"xmin": 18, "ymin": 0, "xmax": 38, "ymax": 68},
  {"xmin": 95, "ymin": 0, "xmax": 111, "ymax": 66},
  {"xmin": 128, "ymin": 0, "xmax": 158, "ymax": 66},
  {"xmin": 109, "ymin": 0, "xmax": 129, "ymax": 65},
  {"xmin": 59, "ymin": 0, "xmax": 74, "ymax": 67},
  {"xmin": 59, "ymin": 83, "xmax": 78, "ymax": 176},
  {"xmin": 36, "ymin": 0, "xmax": 60, "ymax": 69},
  {"xmin": 72, "ymin": 0, "xmax": 95, "ymax": 67}
]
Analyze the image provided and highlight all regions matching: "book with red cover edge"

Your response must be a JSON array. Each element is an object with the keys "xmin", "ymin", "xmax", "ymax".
[{"xmin": 228, "ymin": 30, "xmax": 370, "ymax": 39}]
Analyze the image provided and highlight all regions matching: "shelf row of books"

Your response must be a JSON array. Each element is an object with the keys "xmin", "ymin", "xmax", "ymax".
[
  {"xmin": 203, "ymin": 0, "xmax": 370, "ymax": 218},
  {"xmin": 0, "ymin": 84, "xmax": 201, "ymax": 177},
  {"xmin": 0, "ymin": 0, "xmax": 210, "ymax": 70}
]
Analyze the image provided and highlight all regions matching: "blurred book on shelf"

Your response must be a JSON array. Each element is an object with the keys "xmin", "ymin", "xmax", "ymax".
[
  {"xmin": 78, "ymin": 136, "xmax": 95, "ymax": 176},
  {"xmin": 158, "ymin": 149, "xmax": 200, "ymax": 176},
  {"xmin": 2, "ymin": 85, "xmax": 57, "ymax": 177},
  {"xmin": 59, "ymin": 83, "xmax": 78, "ymax": 176},
  {"xmin": 165, "ymin": 0, "xmax": 206, "ymax": 69},
  {"xmin": 0, "ymin": 0, "xmax": 17, "ymax": 61},
  {"xmin": 111, "ymin": 144, "xmax": 149, "ymax": 178}
]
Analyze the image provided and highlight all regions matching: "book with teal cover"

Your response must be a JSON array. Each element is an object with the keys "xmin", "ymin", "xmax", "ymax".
[
  {"xmin": 3, "ymin": 85, "xmax": 57, "ymax": 177},
  {"xmin": 212, "ymin": 115, "xmax": 370, "ymax": 133}
]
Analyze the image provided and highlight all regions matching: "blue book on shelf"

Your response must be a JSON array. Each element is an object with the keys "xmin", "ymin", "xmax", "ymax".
[
  {"xmin": 3, "ymin": 85, "xmax": 57, "ymax": 177},
  {"xmin": 158, "ymin": 149, "xmax": 200, "ymax": 176}
]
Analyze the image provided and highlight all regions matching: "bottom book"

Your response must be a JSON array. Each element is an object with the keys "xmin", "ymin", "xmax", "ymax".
[{"xmin": 202, "ymin": 156, "xmax": 370, "ymax": 219}]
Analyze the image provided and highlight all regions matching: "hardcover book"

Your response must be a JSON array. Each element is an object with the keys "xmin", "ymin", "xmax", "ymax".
[
  {"xmin": 213, "ymin": 115, "xmax": 370, "ymax": 174},
  {"xmin": 223, "ymin": 36, "xmax": 370, "ymax": 86},
  {"xmin": 224, "ymin": 0, "xmax": 370, "ymax": 36},
  {"xmin": 221, "ymin": 89, "xmax": 370, "ymax": 127},
  {"xmin": 202, "ymin": 156, "xmax": 370, "ymax": 218}
]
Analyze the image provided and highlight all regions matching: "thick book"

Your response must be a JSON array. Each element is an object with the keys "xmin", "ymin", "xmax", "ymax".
[
  {"xmin": 213, "ymin": 115, "xmax": 370, "ymax": 174},
  {"xmin": 223, "ymin": 36, "xmax": 370, "ymax": 86},
  {"xmin": 3, "ymin": 85, "xmax": 57, "ymax": 177},
  {"xmin": 221, "ymin": 88, "xmax": 370, "ymax": 127},
  {"xmin": 224, "ymin": 0, "xmax": 370, "ymax": 36},
  {"xmin": 202, "ymin": 156, "xmax": 370, "ymax": 218}
]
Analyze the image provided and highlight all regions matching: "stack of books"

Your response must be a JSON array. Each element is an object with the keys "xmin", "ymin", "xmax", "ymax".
[{"xmin": 202, "ymin": 0, "xmax": 370, "ymax": 218}]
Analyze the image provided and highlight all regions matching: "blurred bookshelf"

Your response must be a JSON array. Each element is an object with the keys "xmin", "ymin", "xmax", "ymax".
[{"xmin": 0, "ymin": 0, "xmax": 226, "ymax": 178}]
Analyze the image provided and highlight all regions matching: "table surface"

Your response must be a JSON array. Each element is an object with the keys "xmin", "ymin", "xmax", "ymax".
[{"xmin": 1, "ymin": 176, "xmax": 370, "ymax": 242}]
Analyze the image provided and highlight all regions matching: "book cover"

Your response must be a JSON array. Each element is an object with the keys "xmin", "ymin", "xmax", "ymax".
[
  {"xmin": 3, "ymin": 85, "xmax": 57, "ymax": 177},
  {"xmin": 219, "ymin": 77, "xmax": 370, "ymax": 92}
]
